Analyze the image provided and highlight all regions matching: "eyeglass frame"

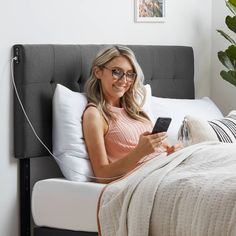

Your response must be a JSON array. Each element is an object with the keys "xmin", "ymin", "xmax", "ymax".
[{"xmin": 102, "ymin": 66, "xmax": 137, "ymax": 82}]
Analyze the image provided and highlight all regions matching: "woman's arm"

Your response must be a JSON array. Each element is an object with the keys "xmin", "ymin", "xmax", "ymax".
[{"xmin": 83, "ymin": 106, "xmax": 167, "ymax": 183}]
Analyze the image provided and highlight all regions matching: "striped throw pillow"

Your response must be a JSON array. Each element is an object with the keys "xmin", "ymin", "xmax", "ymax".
[
  {"xmin": 209, "ymin": 114, "xmax": 236, "ymax": 143},
  {"xmin": 178, "ymin": 110, "xmax": 236, "ymax": 146}
]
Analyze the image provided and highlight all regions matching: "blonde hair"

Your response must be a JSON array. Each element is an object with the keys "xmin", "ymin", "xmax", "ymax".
[{"xmin": 85, "ymin": 45, "xmax": 149, "ymax": 122}]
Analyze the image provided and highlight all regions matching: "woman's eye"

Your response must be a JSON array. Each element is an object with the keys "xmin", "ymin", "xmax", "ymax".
[
  {"xmin": 112, "ymin": 69, "xmax": 123, "ymax": 77},
  {"xmin": 127, "ymin": 72, "xmax": 136, "ymax": 79}
]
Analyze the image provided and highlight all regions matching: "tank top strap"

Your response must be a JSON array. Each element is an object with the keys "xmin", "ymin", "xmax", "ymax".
[
  {"xmin": 82, "ymin": 102, "xmax": 97, "ymax": 121},
  {"xmin": 85, "ymin": 102, "xmax": 97, "ymax": 110}
]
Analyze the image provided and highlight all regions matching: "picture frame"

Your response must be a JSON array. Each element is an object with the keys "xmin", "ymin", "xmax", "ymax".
[{"xmin": 135, "ymin": 0, "xmax": 165, "ymax": 23}]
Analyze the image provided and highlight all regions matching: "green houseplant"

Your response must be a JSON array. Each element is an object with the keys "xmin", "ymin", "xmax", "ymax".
[{"xmin": 217, "ymin": 0, "xmax": 236, "ymax": 87}]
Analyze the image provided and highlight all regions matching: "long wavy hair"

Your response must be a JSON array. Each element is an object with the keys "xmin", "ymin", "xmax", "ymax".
[{"xmin": 85, "ymin": 45, "xmax": 150, "ymax": 122}]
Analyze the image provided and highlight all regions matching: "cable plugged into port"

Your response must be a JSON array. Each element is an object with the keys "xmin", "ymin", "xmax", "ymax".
[{"xmin": 13, "ymin": 47, "xmax": 20, "ymax": 64}]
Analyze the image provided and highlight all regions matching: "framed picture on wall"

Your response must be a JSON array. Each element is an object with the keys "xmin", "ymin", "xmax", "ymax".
[{"xmin": 135, "ymin": 0, "xmax": 165, "ymax": 22}]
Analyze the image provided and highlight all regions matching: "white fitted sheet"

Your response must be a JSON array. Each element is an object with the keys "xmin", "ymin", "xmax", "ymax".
[{"xmin": 32, "ymin": 178, "xmax": 105, "ymax": 232}]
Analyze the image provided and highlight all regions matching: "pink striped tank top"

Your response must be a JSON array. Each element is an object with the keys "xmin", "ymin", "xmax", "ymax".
[{"xmin": 105, "ymin": 106, "xmax": 153, "ymax": 163}]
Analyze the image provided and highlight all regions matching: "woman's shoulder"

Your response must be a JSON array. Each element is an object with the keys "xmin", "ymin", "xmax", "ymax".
[{"xmin": 83, "ymin": 103, "xmax": 108, "ymax": 134}]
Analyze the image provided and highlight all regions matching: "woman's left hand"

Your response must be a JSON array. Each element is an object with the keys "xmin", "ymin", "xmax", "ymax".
[{"xmin": 165, "ymin": 143, "xmax": 183, "ymax": 155}]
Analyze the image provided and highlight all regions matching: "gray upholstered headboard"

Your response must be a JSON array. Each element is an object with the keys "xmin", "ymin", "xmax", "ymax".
[{"xmin": 13, "ymin": 44, "xmax": 194, "ymax": 159}]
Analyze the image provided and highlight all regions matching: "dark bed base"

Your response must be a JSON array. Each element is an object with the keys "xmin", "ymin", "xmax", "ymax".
[
  {"xmin": 20, "ymin": 159, "xmax": 31, "ymax": 236},
  {"xmin": 34, "ymin": 227, "xmax": 98, "ymax": 236}
]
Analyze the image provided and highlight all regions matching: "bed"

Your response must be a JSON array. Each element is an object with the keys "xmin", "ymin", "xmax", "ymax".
[{"xmin": 13, "ymin": 44, "xmax": 235, "ymax": 236}]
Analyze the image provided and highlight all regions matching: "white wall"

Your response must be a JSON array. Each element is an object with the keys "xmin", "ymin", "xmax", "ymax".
[
  {"xmin": 211, "ymin": 0, "xmax": 236, "ymax": 115},
  {"xmin": 0, "ymin": 0, "xmax": 212, "ymax": 235}
]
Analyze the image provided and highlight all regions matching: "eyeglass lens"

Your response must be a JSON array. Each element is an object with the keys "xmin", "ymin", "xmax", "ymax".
[{"xmin": 104, "ymin": 67, "xmax": 136, "ymax": 81}]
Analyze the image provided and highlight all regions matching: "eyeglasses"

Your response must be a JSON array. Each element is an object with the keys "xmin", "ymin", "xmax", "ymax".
[{"xmin": 103, "ymin": 66, "xmax": 137, "ymax": 82}]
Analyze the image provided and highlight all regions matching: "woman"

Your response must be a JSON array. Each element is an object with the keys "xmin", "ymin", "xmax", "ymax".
[{"xmin": 83, "ymin": 45, "xmax": 179, "ymax": 183}]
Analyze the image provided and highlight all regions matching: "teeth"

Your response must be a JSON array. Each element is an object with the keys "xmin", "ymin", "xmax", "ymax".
[{"xmin": 113, "ymin": 85, "xmax": 124, "ymax": 90}]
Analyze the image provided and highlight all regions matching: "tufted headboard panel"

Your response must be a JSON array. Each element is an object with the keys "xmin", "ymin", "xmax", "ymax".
[{"xmin": 13, "ymin": 44, "xmax": 194, "ymax": 159}]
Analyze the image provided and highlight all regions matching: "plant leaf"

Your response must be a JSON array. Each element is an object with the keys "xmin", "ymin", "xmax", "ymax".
[
  {"xmin": 218, "ymin": 51, "xmax": 235, "ymax": 70},
  {"xmin": 216, "ymin": 29, "xmax": 236, "ymax": 44},
  {"xmin": 226, "ymin": 15, "xmax": 236, "ymax": 33},
  {"xmin": 227, "ymin": 0, "xmax": 236, "ymax": 15},
  {"xmin": 220, "ymin": 70, "xmax": 236, "ymax": 86},
  {"xmin": 226, "ymin": 45, "xmax": 236, "ymax": 67},
  {"xmin": 229, "ymin": 0, "xmax": 236, "ymax": 8}
]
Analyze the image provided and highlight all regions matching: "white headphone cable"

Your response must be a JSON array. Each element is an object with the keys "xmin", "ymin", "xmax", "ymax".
[{"xmin": 11, "ymin": 57, "xmax": 124, "ymax": 181}]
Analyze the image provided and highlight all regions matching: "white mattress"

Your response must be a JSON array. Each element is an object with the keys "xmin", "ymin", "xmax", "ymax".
[{"xmin": 31, "ymin": 178, "xmax": 105, "ymax": 232}]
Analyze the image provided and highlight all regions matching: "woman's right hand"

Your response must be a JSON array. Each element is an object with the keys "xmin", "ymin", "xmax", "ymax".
[{"xmin": 135, "ymin": 131, "xmax": 168, "ymax": 157}]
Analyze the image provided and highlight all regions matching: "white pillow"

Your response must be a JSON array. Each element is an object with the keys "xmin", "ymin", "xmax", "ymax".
[
  {"xmin": 142, "ymin": 84, "xmax": 154, "ymax": 123},
  {"xmin": 150, "ymin": 96, "xmax": 223, "ymax": 144},
  {"xmin": 52, "ymin": 84, "xmax": 152, "ymax": 182},
  {"xmin": 53, "ymin": 84, "xmax": 93, "ymax": 182},
  {"xmin": 178, "ymin": 110, "xmax": 236, "ymax": 146}
]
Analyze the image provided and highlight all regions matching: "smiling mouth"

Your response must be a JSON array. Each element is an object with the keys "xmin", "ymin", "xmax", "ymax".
[{"xmin": 113, "ymin": 85, "xmax": 126, "ymax": 91}]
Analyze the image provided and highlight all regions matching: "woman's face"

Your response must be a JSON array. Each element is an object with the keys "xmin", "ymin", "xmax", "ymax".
[{"xmin": 95, "ymin": 56, "xmax": 135, "ymax": 107}]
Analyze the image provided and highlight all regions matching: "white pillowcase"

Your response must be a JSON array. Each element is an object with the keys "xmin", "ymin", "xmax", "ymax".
[
  {"xmin": 150, "ymin": 96, "xmax": 223, "ymax": 144},
  {"xmin": 52, "ymin": 84, "xmax": 152, "ymax": 182},
  {"xmin": 53, "ymin": 84, "xmax": 93, "ymax": 182},
  {"xmin": 142, "ymin": 84, "xmax": 154, "ymax": 123}
]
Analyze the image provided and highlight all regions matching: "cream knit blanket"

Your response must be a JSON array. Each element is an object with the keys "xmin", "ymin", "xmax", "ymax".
[{"xmin": 98, "ymin": 142, "xmax": 236, "ymax": 236}]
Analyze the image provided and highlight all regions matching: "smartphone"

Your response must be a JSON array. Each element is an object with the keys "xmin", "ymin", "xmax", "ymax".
[{"xmin": 152, "ymin": 117, "xmax": 172, "ymax": 134}]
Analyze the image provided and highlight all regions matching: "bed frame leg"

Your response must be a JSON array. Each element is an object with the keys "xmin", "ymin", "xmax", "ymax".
[{"xmin": 20, "ymin": 158, "xmax": 31, "ymax": 236}]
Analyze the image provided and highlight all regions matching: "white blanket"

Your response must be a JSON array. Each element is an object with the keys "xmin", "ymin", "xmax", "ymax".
[{"xmin": 98, "ymin": 142, "xmax": 236, "ymax": 236}]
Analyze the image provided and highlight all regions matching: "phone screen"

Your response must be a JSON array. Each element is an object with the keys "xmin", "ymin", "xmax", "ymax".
[{"xmin": 152, "ymin": 117, "xmax": 172, "ymax": 134}]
